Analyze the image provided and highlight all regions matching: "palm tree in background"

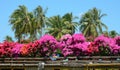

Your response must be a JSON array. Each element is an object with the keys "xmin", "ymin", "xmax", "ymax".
[
  {"xmin": 9, "ymin": 5, "xmax": 32, "ymax": 42},
  {"xmin": 46, "ymin": 15, "xmax": 66, "ymax": 39},
  {"xmin": 79, "ymin": 8, "xmax": 108, "ymax": 39},
  {"xmin": 32, "ymin": 6, "xmax": 47, "ymax": 38},
  {"xmin": 5, "ymin": 35, "xmax": 13, "ymax": 42},
  {"xmin": 9, "ymin": 5, "xmax": 46, "ymax": 42},
  {"xmin": 62, "ymin": 13, "xmax": 78, "ymax": 34},
  {"xmin": 46, "ymin": 14, "xmax": 77, "ymax": 40},
  {"xmin": 9, "ymin": 6, "xmax": 109, "ymax": 42},
  {"xmin": 109, "ymin": 30, "xmax": 118, "ymax": 38},
  {"xmin": 29, "ymin": 6, "xmax": 47, "ymax": 41}
]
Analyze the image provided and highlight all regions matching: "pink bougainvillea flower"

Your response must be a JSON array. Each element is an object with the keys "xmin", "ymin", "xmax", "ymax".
[
  {"xmin": 94, "ymin": 35, "xmax": 110, "ymax": 47},
  {"xmin": 114, "ymin": 36, "xmax": 120, "ymax": 46},
  {"xmin": 59, "ymin": 33, "xmax": 88, "ymax": 57},
  {"xmin": 36, "ymin": 34, "xmax": 59, "ymax": 57},
  {"xmin": 12, "ymin": 44, "xmax": 23, "ymax": 56},
  {"xmin": 72, "ymin": 34, "xmax": 86, "ymax": 43},
  {"xmin": 62, "ymin": 47, "xmax": 73, "ymax": 57}
]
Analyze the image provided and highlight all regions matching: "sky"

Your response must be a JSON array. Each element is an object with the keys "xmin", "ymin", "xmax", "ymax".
[{"xmin": 0, "ymin": 0, "xmax": 120, "ymax": 42}]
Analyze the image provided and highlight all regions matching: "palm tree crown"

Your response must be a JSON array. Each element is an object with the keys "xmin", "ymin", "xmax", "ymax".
[
  {"xmin": 46, "ymin": 13, "xmax": 77, "ymax": 40},
  {"xmin": 9, "ymin": 5, "xmax": 32, "ymax": 42},
  {"xmin": 9, "ymin": 5, "xmax": 46, "ymax": 42},
  {"xmin": 79, "ymin": 8, "xmax": 108, "ymax": 39}
]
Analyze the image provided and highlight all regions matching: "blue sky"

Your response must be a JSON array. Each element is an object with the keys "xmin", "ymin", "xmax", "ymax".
[{"xmin": 0, "ymin": 0, "xmax": 120, "ymax": 42}]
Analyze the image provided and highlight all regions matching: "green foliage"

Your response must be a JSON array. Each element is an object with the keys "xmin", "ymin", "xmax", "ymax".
[
  {"xmin": 9, "ymin": 6, "xmax": 110, "ymax": 43},
  {"xmin": 9, "ymin": 5, "xmax": 46, "ymax": 42},
  {"xmin": 79, "ymin": 7, "xmax": 108, "ymax": 38},
  {"xmin": 46, "ymin": 13, "xmax": 78, "ymax": 40},
  {"xmin": 99, "ymin": 46, "xmax": 111, "ymax": 56},
  {"xmin": 109, "ymin": 30, "xmax": 118, "ymax": 38},
  {"xmin": 5, "ymin": 35, "xmax": 13, "ymax": 42}
]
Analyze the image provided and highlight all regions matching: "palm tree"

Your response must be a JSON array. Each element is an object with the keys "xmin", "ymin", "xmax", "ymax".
[
  {"xmin": 79, "ymin": 8, "xmax": 108, "ymax": 38},
  {"xmin": 62, "ymin": 13, "xmax": 78, "ymax": 34},
  {"xmin": 5, "ymin": 35, "xmax": 13, "ymax": 42},
  {"xmin": 9, "ymin": 5, "xmax": 32, "ymax": 42},
  {"xmin": 29, "ymin": 6, "xmax": 47, "ymax": 41},
  {"xmin": 109, "ymin": 30, "xmax": 118, "ymax": 38},
  {"xmin": 46, "ymin": 15, "xmax": 73, "ymax": 39}
]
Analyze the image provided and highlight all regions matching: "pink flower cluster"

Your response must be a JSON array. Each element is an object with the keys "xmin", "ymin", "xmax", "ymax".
[
  {"xmin": 0, "ymin": 34, "xmax": 59, "ymax": 57},
  {"xmin": 59, "ymin": 34, "xmax": 89, "ymax": 57},
  {"xmin": 1, "ymin": 34, "xmax": 120, "ymax": 58},
  {"xmin": 0, "ymin": 41, "xmax": 17, "ymax": 57},
  {"xmin": 33, "ymin": 34, "xmax": 59, "ymax": 57}
]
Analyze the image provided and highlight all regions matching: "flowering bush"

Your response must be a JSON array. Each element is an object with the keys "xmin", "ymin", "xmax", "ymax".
[
  {"xmin": 2, "ymin": 41, "xmax": 17, "ymax": 57},
  {"xmin": 20, "ymin": 44, "xmax": 29, "ymax": 56},
  {"xmin": 59, "ymin": 34, "xmax": 73, "ymax": 57},
  {"xmin": 72, "ymin": 34, "xmax": 88, "ymax": 56},
  {"xmin": 1, "ymin": 34, "xmax": 120, "ymax": 58},
  {"xmin": 26, "ymin": 41, "xmax": 41, "ymax": 57},
  {"xmin": 115, "ymin": 36, "xmax": 120, "ymax": 46},
  {"xmin": 36, "ymin": 34, "xmax": 59, "ymax": 57},
  {"xmin": 87, "ymin": 42, "xmax": 99, "ymax": 55},
  {"xmin": 94, "ymin": 35, "xmax": 111, "ymax": 56},
  {"xmin": 12, "ymin": 43, "xmax": 23, "ymax": 57},
  {"xmin": 60, "ymin": 34, "xmax": 88, "ymax": 57},
  {"xmin": 92, "ymin": 35, "xmax": 120, "ymax": 56},
  {"xmin": 0, "ymin": 43, "xmax": 4, "ymax": 57},
  {"xmin": 110, "ymin": 36, "xmax": 120, "ymax": 55},
  {"xmin": 72, "ymin": 34, "xmax": 86, "ymax": 44}
]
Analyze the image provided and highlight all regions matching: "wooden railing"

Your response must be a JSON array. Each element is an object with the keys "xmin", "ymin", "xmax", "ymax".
[{"xmin": 0, "ymin": 56, "xmax": 120, "ymax": 67}]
